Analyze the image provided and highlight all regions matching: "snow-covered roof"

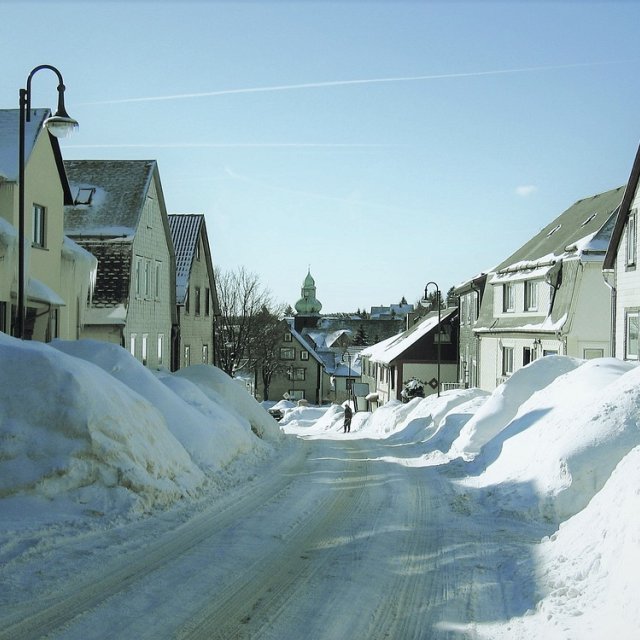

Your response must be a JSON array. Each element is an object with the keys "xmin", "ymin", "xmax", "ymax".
[
  {"xmin": 64, "ymin": 160, "xmax": 158, "ymax": 236},
  {"xmin": 25, "ymin": 277, "xmax": 66, "ymax": 306},
  {"xmin": 492, "ymin": 187, "xmax": 623, "ymax": 275},
  {"xmin": 362, "ymin": 308, "xmax": 457, "ymax": 365},
  {"xmin": 0, "ymin": 108, "xmax": 47, "ymax": 181}
]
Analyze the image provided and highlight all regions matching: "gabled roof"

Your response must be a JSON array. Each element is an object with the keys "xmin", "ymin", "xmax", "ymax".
[
  {"xmin": 168, "ymin": 213, "xmax": 203, "ymax": 304},
  {"xmin": 494, "ymin": 186, "xmax": 624, "ymax": 274},
  {"xmin": 604, "ymin": 142, "xmax": 640, "ymax": 270},
  {"xmin": 64, "ymin": 160, "xmax": 158, "ymax": 236},
  {"xmin": 361, "ymin": 308, "xmax": 457, "ymax": 365},
  {"xmin": 0, "ymin": 108, "xmax": 73, "ymax": 204}
]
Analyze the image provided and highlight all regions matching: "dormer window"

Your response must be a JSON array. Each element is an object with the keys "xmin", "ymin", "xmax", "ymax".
[
  {"xmin": 525, "ymin": 280, "xmax": 538, "ymax": 311},
  {"xmin": 74, "ymin": 187, "xmax": 95, "ymax": 205},
  {"xmin": 502, "ymin": 283, "xmax": 515, "ymax": 313}
]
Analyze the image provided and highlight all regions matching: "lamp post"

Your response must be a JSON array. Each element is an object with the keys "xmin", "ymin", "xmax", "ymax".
[
  {"xmin": 343, "ymin": 349, "xmax": 352, "ymax": 403},
  {"xmin": 16, "ymin": 65, "xmax": 78, "ymax": 339},
  {"xmin": 423, "ymin": 281, "xmax": 441, "ymax": 397}
]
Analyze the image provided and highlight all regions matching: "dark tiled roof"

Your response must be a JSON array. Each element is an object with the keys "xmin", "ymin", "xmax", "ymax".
[
  {"xmin": 76, "ymin": 240, "xmax": 132, "ymax": 307},
  {"xmin": 168, "ymin": 214, "xmax": 203, "ymax": 304},
  {"xmin": 64, "ymin": 160, "xmax": 156, "ymax": 235}
]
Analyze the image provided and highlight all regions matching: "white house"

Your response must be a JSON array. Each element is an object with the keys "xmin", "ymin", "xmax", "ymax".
[
  {"xmin": 475, "ymin": 186, "xmax": 623, "ymax": 391},
  {"xmin": 603, "ymin": 142, "xmax": 640, "ymax": 360}
]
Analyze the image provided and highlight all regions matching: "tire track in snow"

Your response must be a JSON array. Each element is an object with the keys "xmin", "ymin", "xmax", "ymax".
[
  {"xmin": 0, "ymin": 442, "xmax": 311, "ymax": 640},
  {"xmin": 175, "ymin": 440, "xmax": 374, "ymax": 639}
]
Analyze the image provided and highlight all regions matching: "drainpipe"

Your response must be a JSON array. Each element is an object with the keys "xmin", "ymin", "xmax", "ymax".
[{"xmin": 603, "ymin": 268, "xmax": 616, "ymax": 357}]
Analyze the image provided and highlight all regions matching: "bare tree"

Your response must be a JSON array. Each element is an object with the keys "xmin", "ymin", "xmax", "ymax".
[
  {"xmin": 213, "ymin": 266, "xmax": 286, "ymax": 380},
  {"xmin": 251, "ymin": 308, "xmax": 289, "ymax": 401}
]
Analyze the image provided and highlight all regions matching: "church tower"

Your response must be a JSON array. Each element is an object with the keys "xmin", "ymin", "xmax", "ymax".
[{"xmin": 294, "ymin": 269, "xmax": 322, "ymax": 332}]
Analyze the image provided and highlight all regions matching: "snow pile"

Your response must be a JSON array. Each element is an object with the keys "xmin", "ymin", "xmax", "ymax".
[
  {"xmin": 282, "ymin": 354, "xmax": 640, "ymax": 638},
  {"xmin": 0, "ymin": 334, "xmax": 204, "ymax": 518},
  {"xmin": 449, "ymin": 356, "xmax": 582, "ymax": 459},
  {"xmin": 462, "ymin": 357, "xmax": 639, "ymax": 521},
  {"xmin": 1, "ymin": 334, "xmax": 282, "ymax": 521},
  {"xmin": 477, "ymin": 446, "xmax": 640, "ymax": 639}
]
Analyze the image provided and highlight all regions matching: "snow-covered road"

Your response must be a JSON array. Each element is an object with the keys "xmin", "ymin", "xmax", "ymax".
[{"xmin": 1, "ymin": 435, "xmax": 541, "ymax": 640}]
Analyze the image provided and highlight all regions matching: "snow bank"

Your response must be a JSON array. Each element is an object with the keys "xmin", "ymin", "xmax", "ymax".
[
  {"xmin": 462, "ymin": 357, "xmax": 640, "ymax": 521},
  {"xmin": 449, "ymin": 356, "xmax": 582, "ymax": 459},
  {"xmin": 0, "ymin": 335, "xmax": 290, "ymax": 526},
  {"xmin": 1, "ymin": 334, "xmax": 204, "ymax": 519},
  {"xmin": 477, "ymin": 445, "xmax": 640, "ymax": 639},
  {"xmin": 53, "ymin": 340, "xmax": 277, "ymax": 474},
  {"xmin": 172, "ymin": 364, "xmax": 283, "ymax": 443}
]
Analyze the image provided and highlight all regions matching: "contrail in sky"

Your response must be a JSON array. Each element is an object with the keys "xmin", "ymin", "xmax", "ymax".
[
  {"xmin": 64, "ymin": 143, "xmax": 396, "ymax": 149},
  {"xmin": 78, "ymin": 60, "xmax": 629, "ymax": 106}
]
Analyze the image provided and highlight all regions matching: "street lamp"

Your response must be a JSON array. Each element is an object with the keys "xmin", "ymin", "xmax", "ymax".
[
  {"xmin": 343, "ymin": 349, "xmax": 352, "ymax": 402},
  {"xmin": 423, "ymin": 281, "xmax": 441, "ymax": 397},
  {"xmin": 16, "ymin": 65, "xmax": 78, "ymax": 339}
]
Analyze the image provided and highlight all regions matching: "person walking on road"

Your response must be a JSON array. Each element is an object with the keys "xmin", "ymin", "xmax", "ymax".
[{"xmin": 343, "ymin": 404, "xmax": 353, "ymax": 433}]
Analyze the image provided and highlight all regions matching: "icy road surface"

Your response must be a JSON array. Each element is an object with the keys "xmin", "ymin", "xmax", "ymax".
[{"xmin": 0, "ymin": 437, "xmax": 540, "ymax": 640}]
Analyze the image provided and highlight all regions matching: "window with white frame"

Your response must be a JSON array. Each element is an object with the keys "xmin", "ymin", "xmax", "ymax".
[
  {"xmin": 184, "ymin": 344, "xmax": 191, "ymax": 367},
  {"xmin": 144, "ymin": 259, "xmax": 151, "ymax": 297},
  {"xmin": 280, "ymin": 347, "xmax": 295, "ymax": 360},
  {"xmin": 284, "ymin": 332, "xmax": 292, "ymax": 342},
  {"xmin": 501, "ymin": 346, "xmax": 514, "ymax": 375},
  {"xmin": 155, "ymin": 261, "xmax": 162, "ymax": 299},
  {"xmin": 135, "ymin": 257, "xmax": 143, "ymax": 297},
  {"xmin": 502, "ymin": 283, "xmax": 515, "ymax": 312},
  {"xmin": 291, "ymin": 367, "xmax": 305, "ymax": 381},
  {"xmin": 130, "ymin": 333, "xmax": 137, "ymax": 357},
  {"xmin": 626, "ymin": 209, "xmax": 637, "ymax": 268},
  {"xmin": 142, "ymin": 334, "xmax": 148, "ymax": 366},
  {"xmin": 32, "ymin": 204, "xmax": 46, "ymax": 247},
  {"xmin": 625, "ymin": 310, "xmax": 640, "ymax": 360},
  {"xmin": 157, "ymin": 333, "xmax": 164, "ymax": 365},
  {"xmin": 524, "ymin": 280, "xmax": 538, "ymax": 311},
  {"xmin": 300, "ymin": 350, "xmax": 309, "ymax": 360},
  {"xmin": 202, "ymin": 344, "xmax": 209, "ymax": 363}
]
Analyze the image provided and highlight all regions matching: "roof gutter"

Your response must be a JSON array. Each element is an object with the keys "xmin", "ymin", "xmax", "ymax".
[{"xmin": 602, "ymin": 268, "xmax": 616, "ymax": 356}]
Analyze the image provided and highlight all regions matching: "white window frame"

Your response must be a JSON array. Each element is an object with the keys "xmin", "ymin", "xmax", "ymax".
[
  {"xmin": 130, "ymin": 333, "xmax": 137, "ymax": 357},
  {"xmin": 626, "ymin": 209, "xmax": 637, "ymax": 268},
  {"xmin": 625, "ymin": 310, "xmax": 640, "ymax": 360},
  {"xmin": 32, "ymin": 204, "xmax": 46, "ymax": 247},
  {"xmin": 501, "ymin": 346, "xmax": 514, "ymax": 375},
  {"xmin": 144, "ymin": 259, "xmax": 151, "ymax": 298},
  {"xmin": 135, "ymin": 257, "xmax": 143, "ymax": 297},
  {"xmin": 157, "ymin": 333, "xmax": 164, "ymax": 365},
  {"xmin": 502, "ymin": 283, "xmax": 515, "ymax": 313},
  {"xmin": 524, "ymin": 280, "xmax": 538, "ymax": 312},
  {"xmin": 142, "ymin": 333, "xmax": 148, "ymax": 366},
  {"xmin": 155, "ymin": 261, "xmax": 162, "ymax": 300}
]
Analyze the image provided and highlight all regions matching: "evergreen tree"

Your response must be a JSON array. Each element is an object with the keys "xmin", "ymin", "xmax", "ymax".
[{"xmin": 353, "ymin": 324, "xmax": 369, "ymax": 346}]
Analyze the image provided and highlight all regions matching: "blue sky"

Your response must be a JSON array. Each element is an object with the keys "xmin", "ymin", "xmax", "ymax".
[{"xmin": 2, "ymin": 1, "xmax": 640, "ymax": 313}]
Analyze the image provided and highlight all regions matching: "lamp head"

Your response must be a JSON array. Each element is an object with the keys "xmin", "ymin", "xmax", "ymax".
[
  {"xmin": 44, "ymin": 82, "xmax": 79, "ymax": 138},
  {"xmin": 44, "ymin": 112, "xmax": 79, "ymax": 138}
]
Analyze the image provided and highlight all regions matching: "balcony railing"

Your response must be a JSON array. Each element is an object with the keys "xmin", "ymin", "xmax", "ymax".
[{"xmin": 441, "ymin": 382, "xmax": 465, "ymax": 392}]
